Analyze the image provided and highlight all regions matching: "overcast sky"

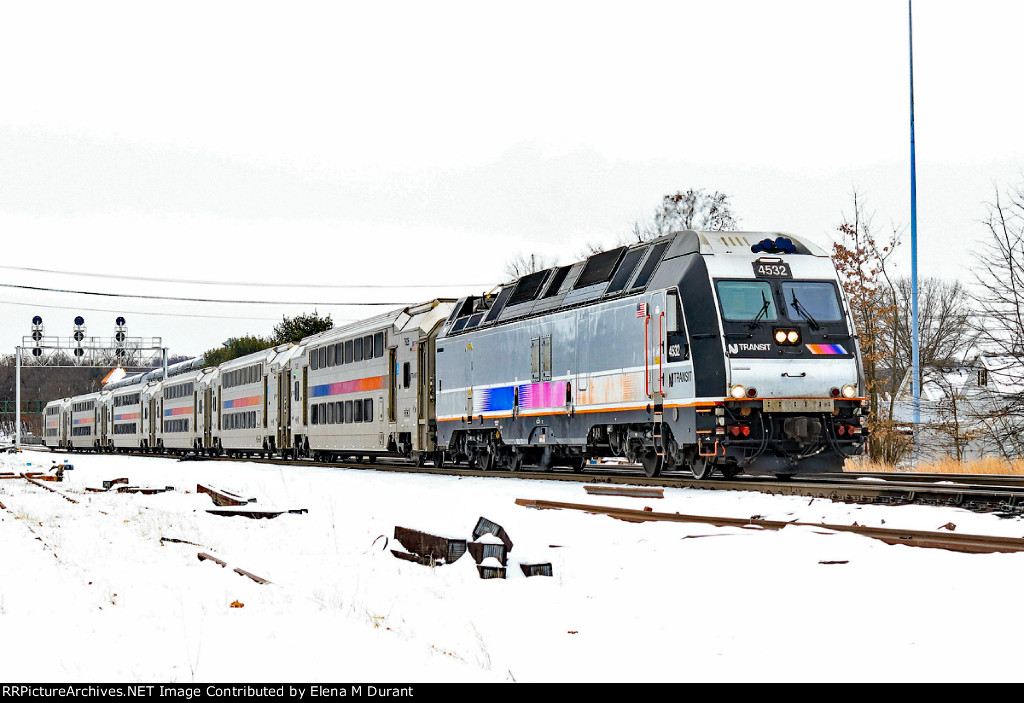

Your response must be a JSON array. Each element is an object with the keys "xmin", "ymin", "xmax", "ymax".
[{"xmin": 2, "ymin": 0, "xmax": 1022, "ymax": 359}]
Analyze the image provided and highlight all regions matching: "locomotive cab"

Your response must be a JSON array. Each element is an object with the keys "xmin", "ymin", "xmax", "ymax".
[{"xmin": 705, "ymin": 236, "xmax": 865, "ymax": 474}]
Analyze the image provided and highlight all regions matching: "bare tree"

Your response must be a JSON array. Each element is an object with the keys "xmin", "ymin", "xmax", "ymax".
[
  {"xmin": 921, "ymin": 368, "xmax": 982, "ymax": 463},
  {"xmin": 891, "ymin": 276, "xmax": 977, "ymax": 391},
  {"xmin": 503, "ymin": 252, "xmax": 557, "ymax": 282},
  {"xmin": 632, "ymin": 189, "xmax": 740, "ymax": 242},
  {"xmin": 969, "ymin": 180, "xmax": 1024, "ymax": 454},
  {"xmin": 973, "ymin": 182, "xmax": 1024, "ymax": 357},
  {"xmin": 832, "ymin": 190, "xmax": 909, "ymax": 464}
]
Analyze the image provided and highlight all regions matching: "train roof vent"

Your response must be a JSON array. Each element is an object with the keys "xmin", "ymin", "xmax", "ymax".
[
  {"xmin": 605, "ymin": 246, "xmax": 647, "ymax": 295},
  {"xmin": 574, "ymin": 247, "xmax": 626, "ymax": 290},
  {"xmin": 484, "ymin": 285, "xmax": 515, "ymax": 323},
  {"xmin": 507, "ymin": 269, "xmax": 551, "ymax": 306},
  {"xmin": 541, "ymin": 265, "xmax": 572, "ymax": 299},
  {"xmin": 630, "ymin": 241, "xmax": 670, "ymax": 290}
]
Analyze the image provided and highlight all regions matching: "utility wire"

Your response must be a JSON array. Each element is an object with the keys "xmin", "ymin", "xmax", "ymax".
[
  {"xmin": 0, "ymin": 297, "xmax": 301, "ymax": 322},
  {"xmin": 0, "ymin": 281, "xmax": 416, "ymax": 306},
  {"xmin": 0, "ymin": 263, "xmax": 490, "ymax": 290}
]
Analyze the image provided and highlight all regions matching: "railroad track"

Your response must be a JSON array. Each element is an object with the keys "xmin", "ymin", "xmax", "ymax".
[
  {"xmin": 10, "ymin": 451, "xmax": 1024, "ymax": 557},
  {"xmin": 30, "ymin": 446, "xmax": 1024, "ymax": 516},
  {"xmin": 515, "ymin": 498, "xmax": 1024, "ymax": 555}
]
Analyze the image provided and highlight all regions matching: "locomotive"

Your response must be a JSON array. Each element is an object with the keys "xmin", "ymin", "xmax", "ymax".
[{"xmin": 43, "ymin": 230, "xmax": 866, "ymax": 478}]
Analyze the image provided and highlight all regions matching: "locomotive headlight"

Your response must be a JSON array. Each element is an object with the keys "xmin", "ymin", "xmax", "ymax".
[
  {"xmin": 842, "ymin": 384, "xmax": 857, "ymax": 398},
  {"xmin": 730, "ymin": 384, "xmax": 747, "ymax": 399},
  {"xmin": 773, "ymin": 329, "xmax": 800, "ymax": 346}
]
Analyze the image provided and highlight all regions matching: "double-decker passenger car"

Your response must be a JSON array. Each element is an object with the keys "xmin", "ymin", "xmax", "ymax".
[
  {"xmin": 292, "ymin": 300, "xmax": 453, "ymax": 463},
  {"xmin": 42, "ymin": 398, "xmax": 69, "ymax": 448}
]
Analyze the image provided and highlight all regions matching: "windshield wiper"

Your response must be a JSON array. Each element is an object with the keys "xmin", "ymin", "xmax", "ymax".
[
  {"xmin": 748, "ymin": 291, "xmax": 771, "ymax": 329},
  {"xmin": 789, "ymin": 293, "xmax": 821, "ymax": 330}
]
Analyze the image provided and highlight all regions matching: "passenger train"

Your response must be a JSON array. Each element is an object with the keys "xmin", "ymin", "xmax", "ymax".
[{"xmin": 42, "ymin": 230, "xmax": 866, "ymax": 478}]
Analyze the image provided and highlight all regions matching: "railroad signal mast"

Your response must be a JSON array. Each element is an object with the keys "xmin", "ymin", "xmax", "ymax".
[{"xmin": 15, "ymin": 315, "xmax": 169, "ymax": 448}]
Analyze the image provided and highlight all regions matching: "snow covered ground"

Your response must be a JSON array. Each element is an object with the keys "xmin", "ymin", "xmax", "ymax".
[{"xmin": 2, "ymin": 447, "xmax": 1024, "ymax": 683}]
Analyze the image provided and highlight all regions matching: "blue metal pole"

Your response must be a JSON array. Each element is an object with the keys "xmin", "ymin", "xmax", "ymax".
[{"xmin": 909, "ymin": 0, "xmax": 921, "ymax": 461}]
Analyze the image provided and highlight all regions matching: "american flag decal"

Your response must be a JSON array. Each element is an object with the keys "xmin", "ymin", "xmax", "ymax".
[{"xmin": 636, "ymin": 303, "xmax": 647, "ymax": 318}]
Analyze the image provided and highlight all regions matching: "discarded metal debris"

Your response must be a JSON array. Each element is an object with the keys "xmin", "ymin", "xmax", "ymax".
[
  {"xmin": 584, "ymin": 485, "xmax": 664, "ymax": 499},
  {"xmin": 197, "ymin": 552, "xmax": 228, "ymax": 567},
  {"xmin": 477, "ymin": 563, "xmax": 506, "ymax": 579},
  {"xmin": 206, "ymin": 508, "xmax": 307, "ymax": 519},
  {"xmin": 391, "ymin": 550, "xmax": 441, "ymax": 566},
  {"xmin": 392, "ymin": 517, "xmax": 548, "ymax": 580},
  {"xmin": 468, "ymin": 540, "xmax": 508, "ymax": 567},
  {"xmin": 393, "ymin": 526, "xmax": 466, "ymax": 564},
  {"xmin": 160, "ymin": 537, "xmax": 204, "ymax": 547},
  {"xmin": 197, "ymin": 552, "xmax": 271, "ymax": 584},
  {"xmin": 197, "ymin": 483, "xmax": 255, "ymax": 507},
  {"xmin": 87, "ymin": 482, "xmax": 173, "ymax": 495},
  {"xmin": 519, "ymin": 562, "xmax": 553, "ymax": 577},
  {"xmin": 118, "ymin": 486, "xmax": 174, "ymax": 495},
  {"xmin": 234, "ymin": 567, "xmax": 270, "ymax": 585},
  {"xmin": 472, "ymin": 517, "xmax": 514, "ymax": 552}
]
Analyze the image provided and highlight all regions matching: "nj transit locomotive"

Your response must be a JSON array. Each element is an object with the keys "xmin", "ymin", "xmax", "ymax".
[{"xmin": 43, "ymin": 230, "xmax": 865, "ymax": 478}]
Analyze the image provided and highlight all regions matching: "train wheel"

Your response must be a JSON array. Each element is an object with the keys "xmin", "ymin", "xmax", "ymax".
[
  {"xmin": 415, "ymin": 453, "xmax": 427, "ymax": 467},
  {"xmin": 480, "ymin": 446, "xmax": 497, "ymax": 471},
  {"xmin": 509, "ymin": 449, "xmax": 524, "ymax": 472},
  {"xmin": 690, "ymin": 457, "xmax": 712, "ymax": 480},
  {"xmin": 641, "ymin": 450, "xmax": 663, "ymax": 478},
  {"xmin": 568, "ymin": 456, "xmax": 585, "ymax": 473}
]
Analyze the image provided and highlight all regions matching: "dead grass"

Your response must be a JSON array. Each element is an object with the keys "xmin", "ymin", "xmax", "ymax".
[{"xmin": 846, "ymin": 456, "xmax": 1024, "ymax": 475}]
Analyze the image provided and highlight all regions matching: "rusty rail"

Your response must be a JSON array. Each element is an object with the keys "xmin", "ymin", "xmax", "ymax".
[
  {"xmin": 21, "ymin": 474, "xmax": 79, "ymax": 504},
  {"xmin": 515, "ymin": 498, "xmax": 1024, "ymax": 554},
  {"xmin": 197, "ymin": 483, "xmax": 255, "ymax": 507},
  {"xmin": 584, "ymin": 485, "xmax": 664, "ymax": 499}
]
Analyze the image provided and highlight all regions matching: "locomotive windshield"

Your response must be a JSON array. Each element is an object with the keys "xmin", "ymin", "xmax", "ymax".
[
  {"xmin": 716, "ymin": 281, "xmax": 778, "ymax": 321},
  {"xmin": 716, "ymin": 279, "xmax": 844, "ymax": 323},
  {"xmin": 780, "ymin": 282, "xmax": 843, "ymax": 322}
]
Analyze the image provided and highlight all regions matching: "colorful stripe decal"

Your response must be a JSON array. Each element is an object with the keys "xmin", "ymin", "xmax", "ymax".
[
  {"xmin": 115, "ymin": 413, "xmax": 140, "ymax": 421},
  {"xmin": 806, "ymin": 344, "xmax": 848, "ymax": 355},
  {"xmin": 163, "ymin": 407, "xmax": 193, "ymax": 417},
  {"xmin": 474, "ymin": 381, "xmax": 568, "ymax": 413},
  {"xmin": 223, "ymin": 395, "xmax": 261, "ymax": 409},
  {"xmin": 73, "ymin": 418, "xmax": 94, "ymax": 425},
  {"xmin": 518, "ymin": 381, "xmax": 568, "ymax": 409},
  {"xmin": 310, "ymin": 375, "xmax": 386, "ymax": 398}
]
